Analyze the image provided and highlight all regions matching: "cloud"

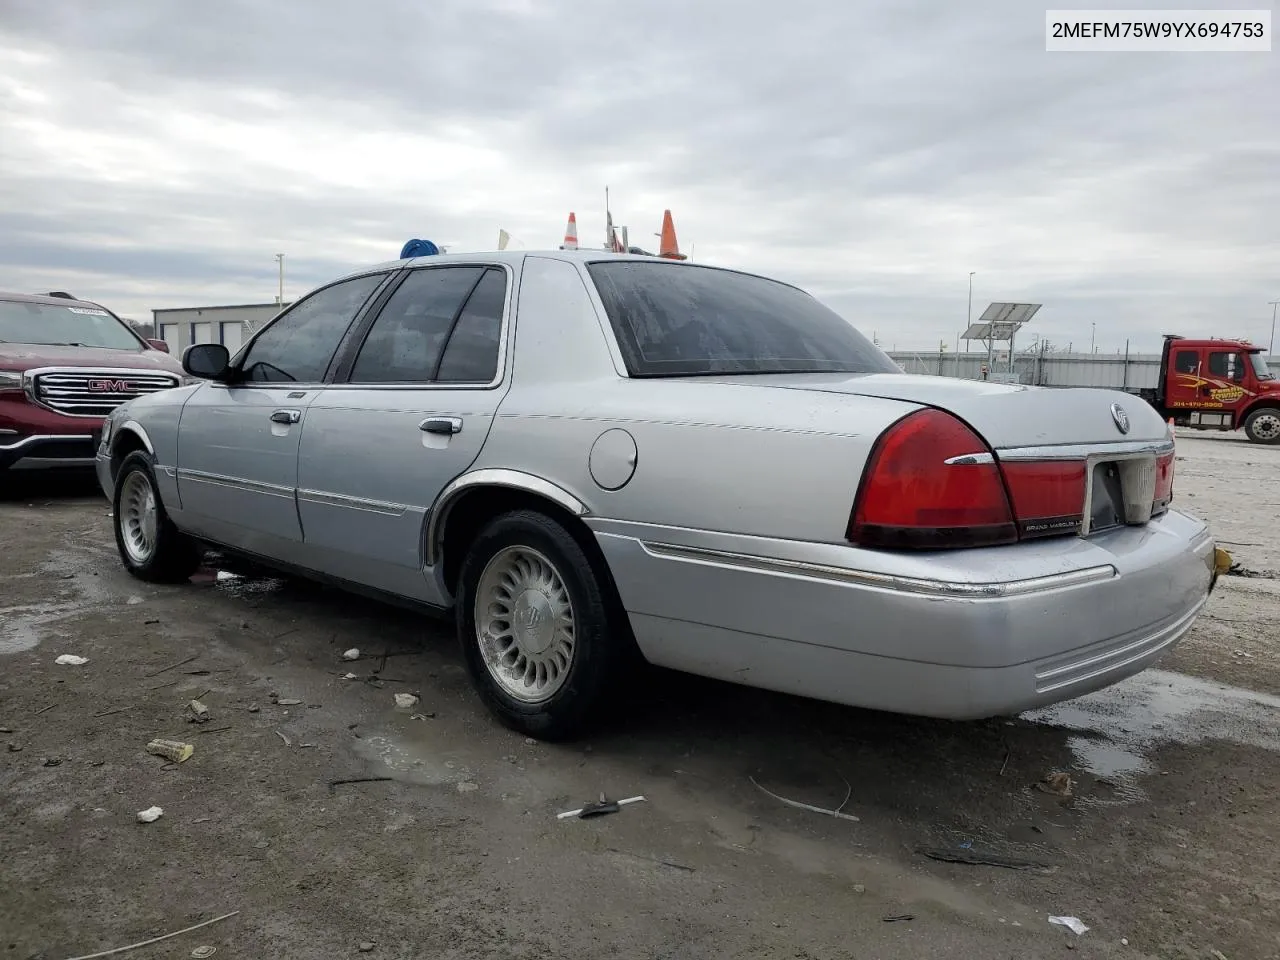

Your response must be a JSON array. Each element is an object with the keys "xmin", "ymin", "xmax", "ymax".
[{"xmin": 0, "ymin": 0, "xmax": 1276, "ymax": 350}]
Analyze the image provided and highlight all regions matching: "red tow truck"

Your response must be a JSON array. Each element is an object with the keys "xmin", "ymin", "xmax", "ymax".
[{"xmin": 1134, "ymin": 335, "xmax": 1280, "ymax": 444}]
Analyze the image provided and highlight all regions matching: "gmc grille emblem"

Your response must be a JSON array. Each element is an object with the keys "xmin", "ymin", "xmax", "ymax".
[{"xmin": 87, "ymin": 379, "xmax": 130, "ymax": 393}]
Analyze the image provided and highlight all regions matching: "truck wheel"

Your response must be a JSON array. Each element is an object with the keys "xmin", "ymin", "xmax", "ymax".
[
  {"xmin": 112, "ymin": 451, "xmax": 202, "ymax": 582},
  {"xmin": 455, "ymin": 509, "xmax": 627, "ymax": 741},
  {"xmin": 1244, "ymin": 408, "xmax": 1280, "ymax": 445}
]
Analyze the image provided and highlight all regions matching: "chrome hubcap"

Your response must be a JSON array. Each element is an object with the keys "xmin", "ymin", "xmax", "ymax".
[
  {"xmin": 1252, "ymin": 413, "xmax": 1280, "ymax": 440},
  {"xmin": 119, "ymin": 470, "xmax": 158, "ymax": 565},
  {"xmin": 474, "ymin": 545, "xmax": 575, "ymax": 703}
]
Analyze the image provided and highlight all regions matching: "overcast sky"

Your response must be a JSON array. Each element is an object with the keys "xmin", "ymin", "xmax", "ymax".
[{"xmin": 1, "ymin": 0, "xmax": 1276, "ymax": 353}]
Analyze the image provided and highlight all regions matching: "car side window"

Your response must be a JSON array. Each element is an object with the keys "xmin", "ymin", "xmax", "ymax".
[
  {"xmin": 1208, "ymin": 351, "xmax": 1243, "ymax": 382},
  {"xmin": 1174, "ymin": 350, "xmax": 1199, "ymax": 374},
  {"xmin": 349, "ymin": 267, "xmax": 485, "ymax": 383},
  {"xmin": 435, "ymin": 268, "xmax": 507, "ymax": 383},
  {"xmin": 240, "ymin": 274, "xmax": 384, "ymax": 383}
]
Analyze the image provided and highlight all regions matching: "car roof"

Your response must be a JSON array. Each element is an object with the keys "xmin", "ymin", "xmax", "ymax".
[
  {"xmin": 0, "ymin": 290, "xmax": 107, "ymax": 310},
  {"xmin": 331, "ymin": 249, "xmax": 806, "ymax": 294}
]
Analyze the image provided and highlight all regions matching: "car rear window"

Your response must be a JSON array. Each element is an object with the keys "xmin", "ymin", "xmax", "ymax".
[{"xmin": 586, "ymin": 261, "xmax": 897, "ymax": 377}]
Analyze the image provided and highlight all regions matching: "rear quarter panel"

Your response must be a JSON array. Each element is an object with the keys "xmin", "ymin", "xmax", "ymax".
[{"xmin": 469, "ymin": 255, "xmax": 917, "ymax": 543}]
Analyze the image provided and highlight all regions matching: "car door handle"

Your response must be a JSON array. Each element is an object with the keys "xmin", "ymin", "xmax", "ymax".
[
  {"xmin": 419, "ymin": 417, "xmax": 463, "ymax": 436},
  {"xmin": 270, "ymin": 409, "xmax": 301, "ymax": 424}
]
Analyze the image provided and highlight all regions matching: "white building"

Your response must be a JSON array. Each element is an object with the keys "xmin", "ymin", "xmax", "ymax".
[{"xmin": 151, "ymin": 302, "xmax": 291, "ymax": 356}]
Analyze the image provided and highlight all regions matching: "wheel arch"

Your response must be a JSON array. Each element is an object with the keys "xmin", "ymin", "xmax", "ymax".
[
  {"xmin": 1240, "ymin": 399, "xmax": 1280, "ymax": 420},
  {"xmin": 108, "ymin": 422, "xmax": 155, "ymax": 479},
  {"xmin": 428, "ymin": 469, "xmax": 601, "ymax": 598}
]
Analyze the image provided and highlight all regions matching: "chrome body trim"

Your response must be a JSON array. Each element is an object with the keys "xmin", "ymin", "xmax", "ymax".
[
  {"xmin": 943, "ymin": 452, "xmax": 996, "ymax": 465},
  {"xmin": 176, "ymin": 467, "xmax": 294, "ymax": 498},
  {"xmin": 637, "ymin": 540, "xmax": 1116, "ymax": 598},
  {"xmin": 117, "ymin": 420, "xmax": 156, "ymax": 455},
  {"xmin": 425, "ymin": 468, "xmax": 590, "ymax": 567},
  {"xmin": 0, "ymin": 433, "xmax": 94, "ymax": 451},
  {"xmin": 297, "ymin": 488, "xmax": 409, "ymax": 517},
  {"xmin": 996, "ymin": 439, "xmax": 1175, "ymax": 462}
]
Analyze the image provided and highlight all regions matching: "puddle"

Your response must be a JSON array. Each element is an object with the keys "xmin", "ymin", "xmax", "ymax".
[
  {"xmin": 1026, "ymin": 669, "xmax": 1280, "ymax": 798},
  {"xmin": 190, "ymin": 568, "xmax": 286, "ymax": 599},
  {"xmin": 0, "ymin": 548, "xmax": 127, "ymax": 654}
]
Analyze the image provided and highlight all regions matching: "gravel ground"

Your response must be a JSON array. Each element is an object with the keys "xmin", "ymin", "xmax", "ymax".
[{"xmin": 1, "ymin": 428, "xmax": 1278, "ymax": 960}]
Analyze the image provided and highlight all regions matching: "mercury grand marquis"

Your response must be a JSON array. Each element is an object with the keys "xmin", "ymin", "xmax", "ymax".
[{"xmin": 96, "ymin": 250, "xmax": 1224, "ymax": 738}]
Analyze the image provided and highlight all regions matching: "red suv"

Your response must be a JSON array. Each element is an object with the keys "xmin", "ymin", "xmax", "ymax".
[{"xmin": 0, "ymin": 291, "xmax": 188, "ymax": 475}]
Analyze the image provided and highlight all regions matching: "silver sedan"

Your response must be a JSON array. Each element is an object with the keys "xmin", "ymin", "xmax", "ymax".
[{"xmin": 96, "ymin": 250, "xmax": 1223, "ymax": 739}]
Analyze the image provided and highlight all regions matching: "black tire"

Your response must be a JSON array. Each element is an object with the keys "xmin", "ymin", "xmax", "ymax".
[
  {"xmin": 112, "ymin": 450, "xmax": 202, "ymax": 583},
  {"xmin": 456, "ymin": 509, "xmax": 628, "ymax": 741},
  {"xmin": 1243, "ymin": 407, "xmax": 1280, "ymax": 445}
]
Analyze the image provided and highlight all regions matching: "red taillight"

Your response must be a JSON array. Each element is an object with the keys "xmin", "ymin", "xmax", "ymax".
[
  {"xmin": 1000, "ymin": 461, "xmax": 1087, "ymax": 539},
  {"xmin": 1154, "ymin": 451, "xmax": 1175, "ymax": 508},
  {"xmin": 849, "ymin": 409, "xmax": 1091, "ymax": 550},
  {"xmin": 849, "ymin": 409, "xmax": 1017, "ymax": 549}
]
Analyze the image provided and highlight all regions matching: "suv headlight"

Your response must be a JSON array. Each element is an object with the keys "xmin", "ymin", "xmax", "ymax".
[{"xmin": 0, "ymin": 371, "xmax": 22, "ymax": 391}]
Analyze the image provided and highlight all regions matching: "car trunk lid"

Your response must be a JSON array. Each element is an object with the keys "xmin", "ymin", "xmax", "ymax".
[{"xmin": 695, "ymin": 372, "xmax": 1169, "ymax": 450}]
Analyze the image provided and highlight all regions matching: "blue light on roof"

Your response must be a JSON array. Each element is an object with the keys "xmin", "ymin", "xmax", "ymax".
[{"xmin": 400, "ymin": 239, "xmax": 440, "ymax": 258}]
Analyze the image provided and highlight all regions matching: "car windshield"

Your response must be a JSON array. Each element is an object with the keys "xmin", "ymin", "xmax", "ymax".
[
  {"xmin": 586, "ymin": 261, "xmax": 898, "ymax": 377},
  {"xmin": 0, "ymin": 299, "xmax": 142, "ymax": 350},
  {"xmin": 1248, "ymin": 351, "xmax": 1274, "ymax": 381}
]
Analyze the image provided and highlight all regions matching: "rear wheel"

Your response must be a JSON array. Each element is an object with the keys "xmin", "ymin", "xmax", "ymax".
[
  {"xmin": 112, "ymin": 451, "xmax": 201, "ymax": 582},
  {"xmin": 1244, "ymin": 407, "xmax": 1280, "ymax": 445},
  {"xmin": 456, "ymin": 509, "xmax": 625, "ymax": 740}
]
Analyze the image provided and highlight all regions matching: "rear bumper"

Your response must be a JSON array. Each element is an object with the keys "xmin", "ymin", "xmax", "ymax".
[
  {"xmin": 592, "ymin": 510, "xmax": 1216, "ymax": 720},
  {"xmin": 0, "ymin": 432, "xmax": 100, "ymax": 471}
]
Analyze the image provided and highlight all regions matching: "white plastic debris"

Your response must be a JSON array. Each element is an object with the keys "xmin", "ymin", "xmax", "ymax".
[
  {"xmin": 557, "ymin": 795, "xmax": 646, "ymax": 820},
  {"xmin": 126, "ymin": 596, "xmax": 144, "ymax": 605},
  {"xmin": 137, "ymin": 805, "xmax": 164, "ymax": 823},
  {"xmin": 394, "ymin": 693, "xmax": 420, "ymax": 709},
  {"xmin": 215, "ymin": 571, "xmax": 240, "ymax": 582},
  {"xmin": 1049, "ymin": 916, "xmax": 1089, "ymax": 936},
  {"xmin": 342, "ymin": 672, "xmax": 358, "ymax": 680},
  {"xmin": 55, "ymin": 655, "xmax": 89, "ymax": 666},
  {"xmin": 342, "ymin": 648, "xmax": 360, "ymax": 661}
]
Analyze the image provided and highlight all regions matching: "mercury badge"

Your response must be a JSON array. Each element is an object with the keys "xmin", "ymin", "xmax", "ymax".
[{"xmin": 1110, "ymin": 402, "xmax": 1131, "ymax": 435}]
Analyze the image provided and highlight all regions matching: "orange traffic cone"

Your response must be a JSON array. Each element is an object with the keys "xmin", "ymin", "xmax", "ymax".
[
  {"xmin": 657, "ymin": 210, "xmax": 687, "ymax": 260},
  {"xmin": 561, "ymin": 212, "xmax": 578, "ymax": 251}
]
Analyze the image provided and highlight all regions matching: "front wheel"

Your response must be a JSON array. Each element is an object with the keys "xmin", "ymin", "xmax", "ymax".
[
  {"xmin": 1244, "ymin": 408, "xmax": 1280, "ymax": 445},
  {"xmin": 112, "ymin": 451, "xmax": 202, "ymax": 582},
  {"xmin": 456, "ymin": 509, "xmax": 626, "ymax": 740}
]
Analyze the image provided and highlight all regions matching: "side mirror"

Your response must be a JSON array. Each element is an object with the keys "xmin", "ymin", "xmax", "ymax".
[
  {"xmin": 146, "ymin": 338, "xmax": 170, "ymax": 353},
  {"xmin": 182, "ymin": 343, "xmax": 231, "ymax": 381}
]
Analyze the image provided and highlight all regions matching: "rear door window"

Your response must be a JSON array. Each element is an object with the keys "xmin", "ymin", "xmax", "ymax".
[
  {"xmin": 349, "ymin": 267, "xmax": 485, "ymax": 384},
  {"xmin": 435, "ymin": 268, "xmax": 507, "ymax": 383},
  {"xmin": 586, "ymin": 261, "xmax": 897, "ymax": 377}
]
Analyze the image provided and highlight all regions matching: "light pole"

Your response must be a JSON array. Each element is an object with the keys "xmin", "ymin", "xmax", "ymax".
[
  {"xmin": 1269, "ymin": 299, "xmax": 1279, "ymax": 356},
  {"xmin": 275, "ymin": 254, "xmax": 285, "ymax": 306},
  {"xmin": 966, "ymin": 271, "xmax": 975, "ymax": 353},
  {"xmin": 1091, "ymin": 322, "xmax": 1096, "ymax": 354}
]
